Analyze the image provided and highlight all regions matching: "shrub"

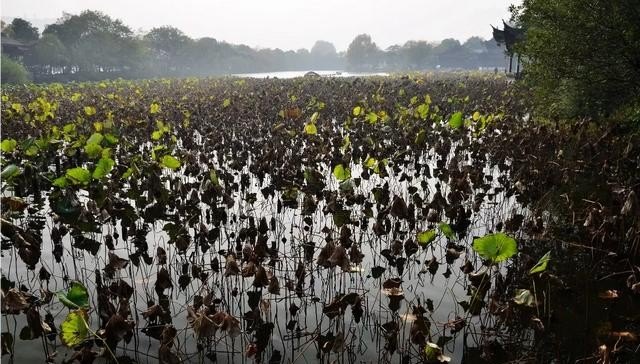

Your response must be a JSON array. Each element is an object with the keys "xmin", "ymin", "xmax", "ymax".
[{"xmin": 1, "ymin": 55, "xmax": 31, "ymax": 84}]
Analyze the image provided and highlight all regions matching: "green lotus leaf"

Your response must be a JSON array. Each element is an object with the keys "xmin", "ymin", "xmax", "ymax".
[
  {"xmin": 448, "ymin": 111, "xmax": 464, "ymax": 129},
  {"xmin": 1, "ymin": 164, "xmax": 21, "ymax": 179},
  {"xmin": 65, "ymin": 167, "xmax": 91, "ymax": 185},
  {"xmin": 1, "ymin": 139, "xmax": 17, "ymax": 153},
  {"xmin": 333, "ymin": 164, "xmax": 351, "ymax": 181},
  {"xmin": 417, "ymin": 230, "xmax": 437, "ymax": 246},
  {"xmin": 304, "ymin": 123, "xmax": 317, "ymax": 135},
  {"xmin": 92, "ymin": 157, "xmax": 115, "ymax": 179},
  {"xmin": 84, "ymin": 143, "xmax": 102, "ymax": 159},
  {"xmin": 60, "ymin": 309, "xmax": 89, "ymax": 347},
  {"xmin": 56, "ymin": 281, "xmax": 89, "ymax": 309},
  {"xmin": 472, "ymin": 232, "xmax": 518, "ymax": 262},
  {"xmin": 86, "ymin": 133, "xmax": 103, "ymax": 146},
  {"xmin": 161, "ymin": 155, "xmax": 181, "ymax": 170},
  {"xmin": 438, "ymin": 222, "xmax": 455, "ymax": 240}
]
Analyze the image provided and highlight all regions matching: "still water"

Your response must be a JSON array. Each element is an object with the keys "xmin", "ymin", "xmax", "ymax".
[{"xmin": 1, "ymin": 120, "xmax": 522, "ymax": 364}]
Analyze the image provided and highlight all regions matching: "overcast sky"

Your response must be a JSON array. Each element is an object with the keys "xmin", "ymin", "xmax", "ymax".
[{"xmin": 2, "ymin": 0, "xmax": 519, "ymax": 51}]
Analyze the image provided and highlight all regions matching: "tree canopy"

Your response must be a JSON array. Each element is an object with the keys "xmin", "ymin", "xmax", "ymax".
[
  {"xmin": 511, "ymin": 0, "xmax": 640, "ymax": 117},
  {"xmin": 346, "ymin": 34, "xmax": 382, "ymax": 71},
  {"xmin": 4, "ymin": 18, "xmax": 39, "ymax": 43}
]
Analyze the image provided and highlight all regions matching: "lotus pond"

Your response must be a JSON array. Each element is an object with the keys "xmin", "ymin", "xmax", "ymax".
[{"xmin": 1, "ymin": 75, "xmax": 639, "ymax": 364}]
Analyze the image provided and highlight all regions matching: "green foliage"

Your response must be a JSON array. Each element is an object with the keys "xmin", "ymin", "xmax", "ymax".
[
  {"xmin": 5, "ymin": 18, "xmax": 39, "ymax": 43},
  {"xmin": 209, "ymin": 169, "xmax": 220, "ymax": 186},
  {"xmin": 416, "ymin": 103, "xmax": 429, "ymax": 120},
  {"xmin": 424, "ymin": 342, "xmax": 450, "ymax": 363},
  {"xmin": 84, "ymin": 143, "xmax": 103, "ymax": 159},
  {"xmin": 150, "ymin": 102, "xmax": 161, "ymax": 114},
  {"xmin": 59, "ymin": 309, "xmax": 89, "ymax": 347},
  {"xmin": 161, "ymin": 155, "xmax": 181, "ymax": 170},
  {"xmin": 1, "ymin": 139, "xmax": 18, "ymax": 153},
  {"xmin": 1, "ymin": 55, "xmax": 31, "ymax": 84},
  {"xmin": 84, "ymin": 106, "xmax": 97, "ymax": 116},
  {"xmin": 87, "ymin": 133, "xmax": 104, "ymax": 144},
  {"xmin": 438, "ymin": 222, "xmax": 455, "ymax": 239},
  {"xmin": 341, "ymin": 134, "xmax": 351, "ymax": 151},
  {"xmin": 152, "ymin": 120, "xmax": 171, "ymax": 140},
  {"xmin": 512, "ymin": 0, "xmax": 640, "ymax": 117},
  {"xmin": 366, "ymin": 112, "xmax": 378, "ymax": 124},
  {"xmin": 448, "ymin": 112, "xmax": 464, "ymax": 129},
  {"xmin": 52, "ymin": 176, "xmax": 69, "ymax": 188},
  {"xmin": 56, "ymin": 281, "xmax": 90, "ymax": 309},
  {"xmin": 417, "ymin": 230, "xmax": 437, "ymax": 246},
  {"xmin": 92, "ymin": 157, "xmax": 115, "ymax": 179},
  {"xmin": 310, "ymin": 111, "xmax": 320, "ymax": 123},
  {"xmin": 364, "ymin": 157, "xmax": 377, "ymax": 169},
  {"xmin": 529, "ymin": 251, "xmax": 551, "ymax": 274},
  {"xmin": 346, "ymin": 34, "xmax": 381, "ymax": 71},
  {"xmin": 472, "ymin": 233, "xmax": 518, "ymax": 262},
  {"xmin": 104, "ymin": 134, "xmax": 118, "ymax": 145},
  {"xmin": 29, "ymin": 34, "xmax": 68, "ymax": 69},
  {"xmin": 304, "ymin": 123, "xmax": 317, "ymax": 135},
  {"xmin": 332, "ymin": 164, "xmax": 351, "ymax": 181},
  {"xmin": 65, "ymin": 167, "xmax": 92, "ymax": 185},
  {"xmin": 1, "ymin": 164, "xmax": 21, "ymax": 179},
  {"xmin": 42, "ymin": 10, "xmax": 143, "ymax": 80}
]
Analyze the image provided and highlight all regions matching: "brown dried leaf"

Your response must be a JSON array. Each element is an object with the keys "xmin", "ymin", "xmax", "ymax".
[
  {"xmin": 187, "ymin": 307, "xmax": 217, "ymax": 338},
  {"xmin": 225, "ymin": 255, "xmax": 240, "ymax": 277}
]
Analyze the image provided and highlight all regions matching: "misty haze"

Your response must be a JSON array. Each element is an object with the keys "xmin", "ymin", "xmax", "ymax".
[
  {"xmin": 1, "ymin": 0, "xmax": 515, "ymax": 82},
  {"xmin": 1, "ymin": 1, "xmax": 639, "ymax": 364}
]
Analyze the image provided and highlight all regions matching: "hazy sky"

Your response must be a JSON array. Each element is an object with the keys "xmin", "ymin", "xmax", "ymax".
[{"xmin": 2, "ymin": 0, "xmax": 519, "ymax": 51}]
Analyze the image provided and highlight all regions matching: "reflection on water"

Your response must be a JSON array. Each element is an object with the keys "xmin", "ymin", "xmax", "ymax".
[{"xmin": 1, "ymin": 141, "xmax": 523, "ymax": 364}]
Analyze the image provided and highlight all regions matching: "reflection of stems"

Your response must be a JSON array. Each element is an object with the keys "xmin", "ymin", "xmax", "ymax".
[
  {"xmin": 547, "ymin": 280, "xmax": 552, "ymax": 326},
  {"xmin": 531, "ymin": 278, "xmax": 540, "ymax": 318},
  {"xmin": 465, "ymin": 264, "xmax": 490, "ymax": 322},
  {"xmin": 4, "ymin": 315, "xmax": 15, "ymax": 361},
  {"xmin": 79, "ymin": 313, "xmax": 119, "ymax": 364}
]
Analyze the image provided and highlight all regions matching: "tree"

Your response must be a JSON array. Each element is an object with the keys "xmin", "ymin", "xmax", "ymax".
[
  {"xmin": 43, "ymin": 11, "xmax": 140, "ymax": 76},
  {"xmin": 311, "ymin": 40, "xmax": 336, "ymax": 57},
  {"xmin": 401, "ymin": 41, "xmax": 433, "ymax": 69},
  {"xmin": 346, "ymin": 34, "xmax": 381, "ymax": 71},
  {"xmin": 185, "ymin": 37, "xmax": 220, "ymax": 76},
  {"xmin": 44, "ymin": 11, "xmax": 133, "ymax": 48},
  {"xmin": 5, "ymin": 18, "xmax": 39, "ymax": 43},
  {"xmin": 433, "ymin": 38, "xmax": 470, "ymax": 68},
  {"xmin": 463, "ymin": 36, "xmax": 486, "ymax": 54},
  {"xmin": 511, "ymin": 0, "xmax": 640, "ymax": 117},
  {"xmin": 310, "ymin": 40, "xmax": 339, "ymax": 69},
  {"xmin": 1, "ymin": 54, "xmax": 31, "ymax": 84},
  {"xmin": 144, "ymin": 26, "xmax": 193, "ymax": 75},
  {"xmin": 26, "ymin": 34, "xmax": 68, "ymax": 78}
]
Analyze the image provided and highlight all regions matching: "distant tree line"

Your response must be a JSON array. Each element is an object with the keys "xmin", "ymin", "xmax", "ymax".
[
  {"xmin": 1, "ymin": 10, "xmax": 508, "ymax": 83},
  {"xmin": 346, "ymin": 34, "xmax": 505, "ymax": 71}
]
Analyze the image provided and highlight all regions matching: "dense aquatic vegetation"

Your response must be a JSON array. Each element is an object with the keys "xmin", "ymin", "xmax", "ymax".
[{"xmin": 1, "ymin": 74, "xmax": 638, "ymax": 363}]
